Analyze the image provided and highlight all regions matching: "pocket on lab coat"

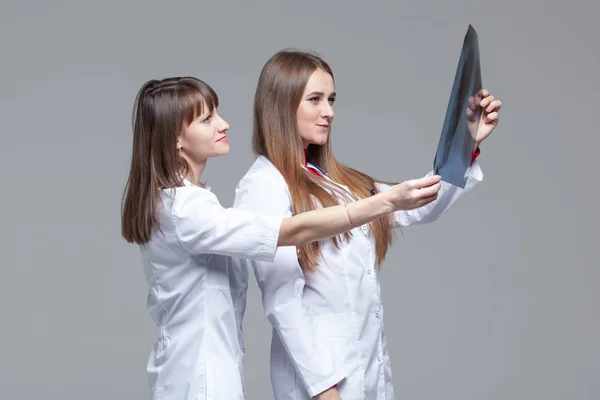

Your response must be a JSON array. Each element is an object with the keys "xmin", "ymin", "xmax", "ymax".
[{"xmin": 312, "ymin": 313, "xmax": 364, "ymax": 399}]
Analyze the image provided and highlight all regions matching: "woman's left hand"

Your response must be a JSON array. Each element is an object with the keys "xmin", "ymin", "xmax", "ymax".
[{"xmin": 467, "ymin": 89, "xmax": 502, "ymax": 151}]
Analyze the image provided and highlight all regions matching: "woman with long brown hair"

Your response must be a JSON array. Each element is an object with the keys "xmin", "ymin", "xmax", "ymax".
[
  {"xmin": 234, "ymin": 51, "xmax": 502, "ymax": 400},
  {"xmin": 120, "ymin": 76, "xmax": 444, "ymax": 400}
]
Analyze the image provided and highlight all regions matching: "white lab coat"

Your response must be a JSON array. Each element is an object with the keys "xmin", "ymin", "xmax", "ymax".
[
  {"xmin": 139, "ymin": 179, "xmax": 281, "ymax": 400},
  {"xmin": 233, "ymin": 156, "xmax": 483, "ymax": 400}
]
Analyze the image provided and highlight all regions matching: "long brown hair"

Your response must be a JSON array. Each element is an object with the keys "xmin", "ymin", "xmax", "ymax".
[
  {"xmin": 121, "ymin": 77, "xmax": 219, "ymax": 244},
  {"xmin": 253, "ymin": 50, "xmax": 396, "ymax": 272}
]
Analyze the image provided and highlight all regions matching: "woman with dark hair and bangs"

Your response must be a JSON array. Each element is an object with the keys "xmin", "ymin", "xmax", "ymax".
[
  {"xmin": 121, "ymin": 76, "xmax": 444, "ymax": 400},
  {"xmin": 233, "ymin": 51, "xmax": 502, "ymax": 400}
]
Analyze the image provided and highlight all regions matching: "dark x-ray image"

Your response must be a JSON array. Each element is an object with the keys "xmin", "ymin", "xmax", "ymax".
[{"xmin": 433, "ymin": 24, "xmax": 483, "ymax": 188}]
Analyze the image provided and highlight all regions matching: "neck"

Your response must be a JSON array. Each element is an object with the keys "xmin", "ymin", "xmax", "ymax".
[{"xmin": 183, "ymin": 159, "xmax": 207, "ymax": 186}]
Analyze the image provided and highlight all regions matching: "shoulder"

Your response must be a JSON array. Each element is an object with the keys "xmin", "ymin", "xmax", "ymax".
[
  {"xmin": 162, "ymin": 185, "xmax": 223, "ymax": 222},
  {"xmin": 236, "ymin": 155, "xmax": 288, "ymax": 192},
  {"xmin": 234, "ymin": 156, "xmax": 292, "ymax": 210}
]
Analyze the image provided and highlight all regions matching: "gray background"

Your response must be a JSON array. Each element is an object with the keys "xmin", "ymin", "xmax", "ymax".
[{"xmin": 1, "ymin": 0, "xmax": 598, "ymax": 399}]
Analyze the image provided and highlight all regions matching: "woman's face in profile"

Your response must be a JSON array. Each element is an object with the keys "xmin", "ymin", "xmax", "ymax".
[{"xmin": 178, "ymin": 106, "xmax": 231, "ymax": 163}]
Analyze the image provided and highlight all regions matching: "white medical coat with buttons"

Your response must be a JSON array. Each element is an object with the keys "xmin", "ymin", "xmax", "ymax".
[
  {"xmin": 139, "ymin": 179, "xmax": 281, "ymax": 400},
  {"xmin": 233, "ymin": 156, "xmax": 482, "ymax": 400}
]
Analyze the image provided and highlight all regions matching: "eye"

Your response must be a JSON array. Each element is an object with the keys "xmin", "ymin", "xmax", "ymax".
[
  {"xmin": 200, "ymin": 112, "xmax": 213, "ymax": 123},
  {"xmin": 328, "ymin": 97, "xmax": 336, "ymax": 104},
  {"xmin": 308, "ymin": 96, "xmax": 319, "ymax": 103}
]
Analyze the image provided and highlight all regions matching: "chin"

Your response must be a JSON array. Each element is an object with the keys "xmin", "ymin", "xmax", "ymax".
[
  {"xmin": 211, "ymin": 147, "xmax": 230, "ymax": 159},
  {"xmin": 311, "ymin": 134, "xmax": 329, "ymax": 145}
]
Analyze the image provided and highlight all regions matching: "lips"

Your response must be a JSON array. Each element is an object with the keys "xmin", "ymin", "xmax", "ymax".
[{"xmin": 216, "ymin": 136, "xmax": 228, "ymax": 142}]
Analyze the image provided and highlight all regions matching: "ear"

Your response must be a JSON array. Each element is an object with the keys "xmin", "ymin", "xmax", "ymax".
[{"xmin": 176, "ymin": 137, "xmax": 181, "ymax": 150}]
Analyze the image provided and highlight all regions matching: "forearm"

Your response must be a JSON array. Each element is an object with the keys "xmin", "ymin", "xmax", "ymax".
[
  {"xmin": 377, "ymin": 162, "xmax": 483, "ymax": 227},
  {"xmin": 278, "ymin": 192, "xmax": 394, "ymax": 246}
]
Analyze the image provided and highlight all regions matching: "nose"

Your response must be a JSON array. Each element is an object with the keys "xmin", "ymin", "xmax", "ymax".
[
  {"xmin": 217, "ymin": 114, "xmax": 230, "ymax": 133},
  {"xmin": 321, "ymin": 102, "xmax": 334, "ymax": 121}
]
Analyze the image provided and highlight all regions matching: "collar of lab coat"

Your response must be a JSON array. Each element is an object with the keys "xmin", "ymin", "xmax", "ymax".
[
  {"xmin": 303, "ymin": 161, "xmax": 354, "ymax": 196},
  {"xmin": 303, "ymin": 149, "xmax": 327, "ymax": 176},
  {"xmin": 182, "ymin": 177, "xmax": 211, "ymax": 191},
  {"xmin": 305, "ymin": 161, "xmax": 327, "ymax": 176}
]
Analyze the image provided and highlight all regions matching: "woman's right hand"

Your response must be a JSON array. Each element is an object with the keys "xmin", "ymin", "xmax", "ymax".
[{"xmin": 385, "ymin": 175, "xmax": 442, "ymax": 211}]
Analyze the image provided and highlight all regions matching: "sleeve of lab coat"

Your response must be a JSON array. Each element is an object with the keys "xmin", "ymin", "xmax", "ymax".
[
  {"xmin": 233, "ymin": 173, "xmax": 347, "ymax": 398},
  {"xmin": 172, "ymin": 187, "xmax": 282, "ymax": 262},
  {"xmin": 375, "ymin": 160, "xmax": 483, "ymax": 227}
]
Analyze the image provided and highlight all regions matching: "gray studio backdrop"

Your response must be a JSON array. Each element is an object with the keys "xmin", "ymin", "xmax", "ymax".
[{"xmin": 1, "ymin": 0, "xmax": 598, "ymax": 399}]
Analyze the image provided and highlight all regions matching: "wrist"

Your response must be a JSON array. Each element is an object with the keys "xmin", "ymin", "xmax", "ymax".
[
  {"xmin": 377, "ymin": 191, "xmax": 396, "ymax": 214},
  {"xmin": 315, "ymin": 386, "xmax": 339, "ymax": 399}
]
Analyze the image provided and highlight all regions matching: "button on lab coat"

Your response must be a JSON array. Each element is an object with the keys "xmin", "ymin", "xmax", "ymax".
[
  {"xmin": 140, "ymin": 179, "xmax": 281, "ymax": 400},
  {"xmin": 233, "ymin": 156, "xmax": 482, "ymax": 400}
]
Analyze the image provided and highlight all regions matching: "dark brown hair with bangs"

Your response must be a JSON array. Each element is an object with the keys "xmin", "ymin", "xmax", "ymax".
[{"xmin": 121, "ymin": 76, "xmax": 219, "ymax": 244}]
